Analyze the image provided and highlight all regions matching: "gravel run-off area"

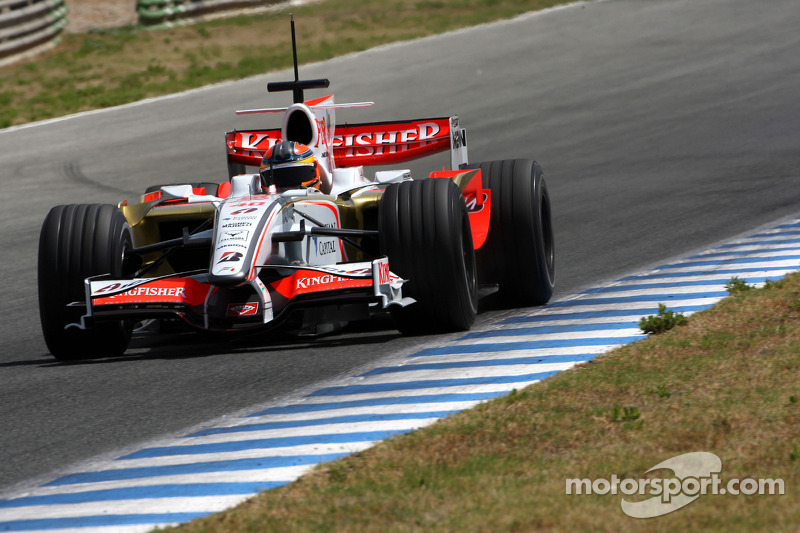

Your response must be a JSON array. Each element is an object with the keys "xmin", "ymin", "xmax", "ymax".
[{"xmin": 65, "ymin": 0, "xmax": 138, "ymax": 33}]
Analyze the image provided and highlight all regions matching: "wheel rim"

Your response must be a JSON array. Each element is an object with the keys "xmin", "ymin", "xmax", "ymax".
[
  {"xmin": 540, "ymin": 193, "xmax": 555, "ymax": 275},
  {"xmin": 461, "ymin": 211, "xmax": 477, "ymax": 299}
]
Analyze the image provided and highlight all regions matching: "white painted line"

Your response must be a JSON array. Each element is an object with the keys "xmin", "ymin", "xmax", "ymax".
[
  {"xmin": 11, "ymin": 466, "xmax": 310, "ymax": 497},
  {"xmin": 120, "ymin": 418, "xmax": 436, "ymax": 448},
  {"xmin": 0, "ymin": 495, "xmax": 250, "ymax": 522},
  {"xmin": 108, "ymin": 442, "xmax": 390, "ymax": 469},
  {"xmin": 450, "ymin": 329, "xmax": 645, "ymax": 345}
]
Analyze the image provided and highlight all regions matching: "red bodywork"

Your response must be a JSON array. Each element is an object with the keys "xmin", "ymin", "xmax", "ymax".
[
  {"xmin": 225, "ymin": 109, "xmax": 490, "ymax": 249},
  {"xmin": 430, "ymin": 169, "xmax": 491, "ymax": 250},
  {"xmin": 226, "ymin": 117, "xmax": 453, "ymax": 169}
]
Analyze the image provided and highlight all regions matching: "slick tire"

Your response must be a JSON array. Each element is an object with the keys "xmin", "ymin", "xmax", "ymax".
[
  {"xmin": 38, "ymin": 204, "xmax": 134, "ymax": 360},
  {"xmin": 379, "ymin": 178, "xmax": 477, "ymax": 334},
  {"xmin": 468, "ymin": 159, "xmax": 555, "ymax": 306}
]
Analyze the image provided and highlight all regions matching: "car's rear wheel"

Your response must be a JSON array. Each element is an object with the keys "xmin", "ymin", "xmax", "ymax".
[
  {"xmin": 379, "ymin": 178, "xmax": 477, "ymax": 333},
  {"xmin": 38, "ymin": 204, "xmax": 134, "ymax": 360},
  {"xmin": 468, "ymin": 159, "xmax": 555, "ymax": 306}
]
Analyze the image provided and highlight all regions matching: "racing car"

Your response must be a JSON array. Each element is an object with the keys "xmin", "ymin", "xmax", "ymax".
[{"xmin": 37, "ymin": 18, "xmax": 555, "ymax": 360}]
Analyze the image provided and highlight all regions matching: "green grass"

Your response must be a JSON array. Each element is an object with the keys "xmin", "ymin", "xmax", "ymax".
[
  {"xmin": 725, "ymin": 276, "xmax": 756, "ymax": 294},
  {"xmin": 639, "ymin": 303, "xmax": 688, "ymax": 334},
  {"xmin": 161, "ymin": 272, "xmax": 800, "ymax": 532},
  {"xmin": 0, "ymin": 0, "xmax": 573, "ymax": 128}
]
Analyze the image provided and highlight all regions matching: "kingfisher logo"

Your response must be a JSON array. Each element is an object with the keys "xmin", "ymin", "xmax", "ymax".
[
  {"xmin": 95, "ymin": 285, "xmax": 187, "ymax": 298},
  {"xmin": 231, "ymin": 208, "xmax": 258, "ymax": 215},
  {"xmin": 238, "ymin": 133, "xmax": 276, "ymax": 151},
  {"xmin": 296, "ymin": 274, "xmax": 349, "ymax": 289},
  {"xmin": 122, "ymin": 286, "xmax": 187, "ymax": 298},
  {"xmin": 332, "ymin": 122, "xmax": 441, "ymax": 157},
  {"xmin": 376, "ymin": 260, "xmax": 390, "ymax": 285}
]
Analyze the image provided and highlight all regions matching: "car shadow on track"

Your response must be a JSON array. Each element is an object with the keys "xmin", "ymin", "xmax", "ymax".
[
  {"xmin": 21, "ymin": 289, "xmax": 507, "ymax": 367},
  {"xmin": 26, "ymin": 316, "xmax": 406, "ymax": 366}
]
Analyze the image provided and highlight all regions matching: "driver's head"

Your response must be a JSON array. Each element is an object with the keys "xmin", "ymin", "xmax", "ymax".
[{"xmin": 260, "ymin": 141, "xmax": 320, "ymax": 190}]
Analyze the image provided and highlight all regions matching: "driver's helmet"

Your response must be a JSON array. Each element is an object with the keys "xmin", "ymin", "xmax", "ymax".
[{"xmin": 260, "ymin": 141, "xmax": 320, "ymax": 190}]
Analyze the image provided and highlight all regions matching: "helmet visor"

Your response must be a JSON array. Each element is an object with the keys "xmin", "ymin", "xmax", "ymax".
[{"xmin": 270, "ymin": 162, "xmax": 318, "ymax": 189}]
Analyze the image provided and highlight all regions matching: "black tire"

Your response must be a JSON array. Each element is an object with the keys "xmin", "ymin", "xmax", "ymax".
[
  {"xmin": 38, "ymin": 204, "xmax": 134, "ymax": 360},
  {"xmin": 468, "ymin": 159, "xmax": 555, "ymax": 306},
  {"xmin": 379, "ymin": 178, "xmax": 477, "ymax": 333}
]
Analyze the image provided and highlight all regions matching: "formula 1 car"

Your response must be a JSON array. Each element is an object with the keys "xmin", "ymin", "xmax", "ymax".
[{"xmin": 37, "ymin": 19, "xmax": 554, "ymax": 360}]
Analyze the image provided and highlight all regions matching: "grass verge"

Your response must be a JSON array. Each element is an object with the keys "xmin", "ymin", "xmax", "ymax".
[
  {"xmin": 0, "ymin": 0, "xmax": 573, "ymax": 128},
  {"xmin": 164, "ymin": 272, "xmax": 800, "ymax": 532}
]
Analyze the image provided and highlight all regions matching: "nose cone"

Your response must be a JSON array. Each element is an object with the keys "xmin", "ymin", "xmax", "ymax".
[
  {"xmin": 209, "ymin": 194, "xmax": 282, "ymax": 287},
  {"xmin": 208, "ymin": 269, "xmax": 247, "ymax": 286}
]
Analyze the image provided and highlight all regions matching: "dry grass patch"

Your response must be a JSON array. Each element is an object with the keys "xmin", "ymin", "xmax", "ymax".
[
  {"xmin": 163, "ymin": 273, "xmax": 800, "ymax": 532},
  {"xmin": 0, "ymin": 0, "xmax": 572, "ymax": 128}
]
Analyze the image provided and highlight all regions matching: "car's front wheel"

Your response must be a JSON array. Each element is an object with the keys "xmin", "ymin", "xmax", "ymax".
[
  {"xmin": 379, "ymin": 178, "xmax": 477, "ymax": 334},
  {"xmin": 38, "ymin": 204, "xmax": 134, "ymax": 360}
]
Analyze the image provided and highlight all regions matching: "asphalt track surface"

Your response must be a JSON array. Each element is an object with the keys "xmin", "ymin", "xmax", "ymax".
[{"xmin": 1, "ymin": 0, "xmax": 799, "ymax": 495}]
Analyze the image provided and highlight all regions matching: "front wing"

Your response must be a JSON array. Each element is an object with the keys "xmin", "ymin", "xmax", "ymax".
[{"xmin": 71, "ymin": 258, "xmax": 411, "ymax": 332}]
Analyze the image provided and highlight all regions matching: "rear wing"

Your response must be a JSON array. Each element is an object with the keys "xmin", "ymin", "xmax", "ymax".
[{"xmin": 226, "ymin": 116, "xmax": 468, "ymax": 172}]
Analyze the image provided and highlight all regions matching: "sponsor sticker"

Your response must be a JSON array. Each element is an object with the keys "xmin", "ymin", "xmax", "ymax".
[
  {"xmin": 216, "ymin": 243, "xmax": 248, "ymax": 251},
  {"xmin": 222, "ymin": 222, "xmax": 252, "ymax": 229},
  {"xmin": 313, "ymin": 237, "xmax": 338, "ymax": 256},
  {"xmin": 92, "ymin": 280, "xmax": 149, "ymax": 295},
  {"xmin": 376, "ymin": 258, "xmax": 391, "ymax": 285},
  {"xmin": 268, "ymin": 264, "xmax": 377, "ymax": 299},
  {"xmin": 240, "ymin": 133, "xmax": 268, "ymax": 149},
  {"xmin": 114, "ymin": 286, "xmax": 186, "ymax": 298},
  {"xmin": 219, "ymin": 229, "xmax": 249, "ymax": 242},
  {"xmin": 295, "ymin": 274, "xmax": 350, "ymax": 289},
  {"xmin": 332, "ymin": 122, "xmax": 441, "ymax": 157},
  {"xmin": 229, "ymin": 200, "xmax": 267, "ymax": 207},
  {"xmin": 465, "ymin": 192, "xmax": 489, "ymax": 213},
  {"xmin": 342, "ymin": 267, "xmax": 372, "ymax": 276},
  {"xmin": 227, "ymin": 302, "xmax": 259, "ymax": 317},
  {"xmin": 91, "ymin": 279, "xmax": 208, "ymax": 306},
  {"xmin": 217, "ymin": 251, "xmax": 243, "ymax": 264}
]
